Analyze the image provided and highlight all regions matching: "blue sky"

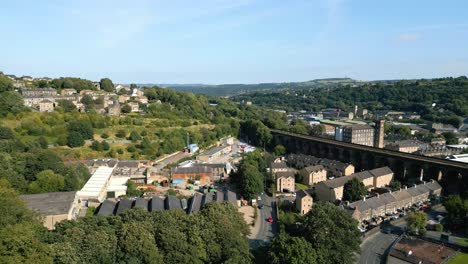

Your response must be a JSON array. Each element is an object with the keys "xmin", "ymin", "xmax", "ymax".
[{"xmin": 1, "ymin": 0, "xmax": 467, "ymax": 84}]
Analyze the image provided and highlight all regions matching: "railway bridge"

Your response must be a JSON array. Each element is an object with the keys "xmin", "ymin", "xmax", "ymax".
[{"xmin": 271, "ymin": 130, "xmax": 468, "ymax": 193}]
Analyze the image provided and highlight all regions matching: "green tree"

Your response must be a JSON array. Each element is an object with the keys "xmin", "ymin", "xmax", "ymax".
[
  {"xmin": 309, "ymin": 124, "xmax": 325, "ymax": 136},
  {"xmin": 100, "ymin": 78, "xmax": 115, "ymax": 92},
  {"xmin": 68, "ymin": 120, "xmax": 94, "ymax": 139},
  {"xmin": 80, "ymin": 94, "xmax": 95, "ymax": 110},
  {"xmin": 390, "ymin": 180, "xmax": 402, "ymax": 191},
  {"xmin": 240, "ymin": 164, "xmax": 264, "ymax": 200},
  {"xmin": 121, "ymin": 104, "xmax": 132, "ymax": 113},
  {"xmin": 128, "ymin": 130, "xmax": 142, "ymax": 142},
  {"xmin": 442, "ymin": 132, "xmax": 458, "ymax": 145},
  {"xmin": 0, "ymin": 91, "xmax": 27, "ymax": 117},
  {"xmin": 443, "ymin": 195, "xmax": 468, "ymax": 230},
  {"xmin": 101, "ymin": 141, "xmax": 110, "ymax": 151},
  {"xmin": 0, "ymin": 126, "xmax": 15, "ymax": 139},
  {"xmin": 406, "ymin": 211, "xmax": 428, "ymax": 235},
  {"xmin": 28, "ymin": 170, "xmax": 65, "ymax": 193},
  {"xmin": 343, "ymin": 178, "xmax": 367, "ymax": 202},
  {"xmin": 126, "ymin": 180, "xmax": 142, "ymax": 197},
  {"xmin": 118, "ymin": 222, "xmax": 164, "ymax": 263},
  {"xmin": 268, "ymin": 233, "xmax": 317, "ymax": 264},
  {"xmin": 67, "ymin": 132, "xmax": 85, "ymax": 148},
  {"xmin": 274, "ymin": 145, "xmax": 286, "ymax": 156},
  {"xmin": 38, "ymin": 136, "xmax": 48, "ymax": 149},
  {"xmin": 91, "ymin": 140, "xmax": 103, "ymax": 151},
  {"xmin": 57, "ymin": 100, "xmax": 77, "ymax": 112},
  {"xmin": 301, "ymin": 201, "xmax": 361, "ymax": 264},
  {"xmin": 241, "ymin": 120, "xmax": 272, "ymax": 147},
  {"xmin": 0, "ymin": 74, "xmax": 14, "ymax": 92},
  {"xmin": 116, "ymin": 130, "xmax": 126, "ymax": 138}
]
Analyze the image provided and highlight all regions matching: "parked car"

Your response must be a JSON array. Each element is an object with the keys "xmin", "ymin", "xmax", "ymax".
[
  {"xmin": 258, "ymin": 204, "xmax": 264, "ymax": 209},
  {"xmin": 267, "ymin": 216, "xmax": 273, "ymax": 223}
]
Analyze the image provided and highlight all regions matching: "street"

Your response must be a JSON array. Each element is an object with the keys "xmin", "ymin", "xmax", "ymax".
[{"xmin": 249, "ymin": 194, "xmax": 278, "ymax": 249}]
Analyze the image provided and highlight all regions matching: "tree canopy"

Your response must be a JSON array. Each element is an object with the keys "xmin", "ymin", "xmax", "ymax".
[
  {"xmin": 343, "ymin": 178, "xmax": 367, "ymax": 202},
  {"xmin": 100, "ymin": 78, "xmax": 115, "ymax": 92}
]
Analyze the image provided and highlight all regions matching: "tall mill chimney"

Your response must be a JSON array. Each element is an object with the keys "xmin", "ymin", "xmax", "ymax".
[{"xmin": 374, "ymin": 119, "xmax": 385, "ymax": 148}]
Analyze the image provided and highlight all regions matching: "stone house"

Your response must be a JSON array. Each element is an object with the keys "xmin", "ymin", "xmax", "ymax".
[
  {"xmin": 296, "ymin": 190, "xmax": 313, "ymax": 215},
  {"xmin": 300, "ymin": 165, "xmax": 327, "ymax": 185}
]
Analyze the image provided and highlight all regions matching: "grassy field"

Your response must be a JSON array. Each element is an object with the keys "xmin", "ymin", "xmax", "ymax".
[
  {"xmin": 448, "ymin": 253, "xmax": 468, "ymax": 264},
  {"xmin": 295, "ymin": 183, "xmax": 309, "ymax": 190}
]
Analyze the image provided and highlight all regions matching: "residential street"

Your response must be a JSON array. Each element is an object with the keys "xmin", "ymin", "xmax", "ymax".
[{"xmin": 248, "ymin": 194, "xmax": 278, "ymax": 249}]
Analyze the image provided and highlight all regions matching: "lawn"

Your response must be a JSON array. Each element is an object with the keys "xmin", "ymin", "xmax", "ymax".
[
  {"xmin": 448, "ymin": 253, "xmax": 468, "ymax": 264},
  {"xmin": 295, "ymin": 183, "xmax": 309, "ymax": 191},
  {"xmin": 456, "ymin": 238, "xmax": 468, "ymax": 246}
]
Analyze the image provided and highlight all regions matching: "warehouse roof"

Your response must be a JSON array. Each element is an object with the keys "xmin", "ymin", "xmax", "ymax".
[
  {"xmin": 150, "ymin": 197, "xmax": 165, "ymax": 212},
  {"xmin": 134, "ymin": 198, "xmax": 148, "ymax": 209},
  {"xmin": 188, "ymin": 193, "xmax": 203, "ymax": 214},
  {"xmin": 97, "ymin": 200, "xmax": 117, "ymax": 216},
  {"xmin": 77, "ymin": 166, "xmax": 114, "ymax": 200},
  {"xmin": 21, "ymin": 191, "xmax": 77, "ymax": 216},
  {"xmin": 166, "ymin": 195, "xmax": 182, "ymax": 210},
  {"xmin": 116, "ymin": 199, "xmax": 134, "ymax": 215}
]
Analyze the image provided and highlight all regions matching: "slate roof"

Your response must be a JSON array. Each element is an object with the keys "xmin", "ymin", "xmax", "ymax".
[
  {"xmin": 134, "ymin": 198, "xmax": 148, "ymax": 209},
  {"xmin": 172, "ymin": 166, "xmax": 213, "ymax": 174},
  {"xmin": 117, "ymin": 160, "xmax": 140, "ymax": 168},
  {"xmin": 296, "ymin": 190, "xmax": 311, "ymax": 200},
  {"xmin": 225, "ymin": 190, "xmax": 238, "ymax": 205},
  {"xmin": 97, "ymin": 200, "xmax": 117, "ymax": 216},
  {"xmin": 202, "ymin": 193, "xmax": 214, "ymax": 206},
  {"xmin": 303, "ymin": 165, "xmax": 325, "ymax": 173},
  {"xmin": 116, "ymin": 199, "xmax": 134, "ymax": 215},
  {"xmin": 21, "ymin": 191, "xmax": 77, "ymax": 216},
  {"xmin": 149, "ymin": 196, "xmax": 165, "ymax": 212},
  {"xmin": 188, "ymin": 193, "xmax": 203, "ymax": 214},
  {"xmin": 215, "ymin": 191, "xmax": 224, "ymax": 203},
  {"xmin": 369, "ymin": 167, "xmax": 393, "ymax": 178},
  {"xmin": 270, "ymin": 162, "xmax": 288, "ymax": 169},
  {"xmin": 276, "ymin": 171, "xmax": 296, "ymax": 178},
  {"xmin": 166, "ymin": 195, "xmax": 182, "ymax": 210}
]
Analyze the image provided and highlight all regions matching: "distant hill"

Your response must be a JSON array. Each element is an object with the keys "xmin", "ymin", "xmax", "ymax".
[{"xmin": 144, "ymin": 78, "xmax": 363, "ymax": 97}]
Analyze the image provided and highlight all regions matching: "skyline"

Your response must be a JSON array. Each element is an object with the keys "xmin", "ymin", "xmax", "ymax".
[{"xmin": 1, "ymin": 0, "xmax": 468, "ymax": 84}]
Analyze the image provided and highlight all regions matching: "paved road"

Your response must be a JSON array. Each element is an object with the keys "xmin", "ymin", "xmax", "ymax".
[
  {"xmin": 249, "ymin": 194, "xmax": 278, "ymax": 249},
  {"xmin": 358, "ymin": 220, "xmax": 406, "ymax": 264}
]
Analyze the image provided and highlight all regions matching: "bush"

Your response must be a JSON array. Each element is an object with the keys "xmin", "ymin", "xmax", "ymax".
[
  {"xmin": 140, "ymin": 130, "xmax": 147, "ymax": 136},
  {"xmin": 168, "ymin": 189, "xmax": 177, "ymax": 196},
  {"xmin": 434, "ymin": 223, "xmax": 444, "ymax": 232},
  {"xmin": 115, "ymin": 130, "xmax": 126, "ymax": 138},
  {"xmin": 126, "ymin": 145, "xmax": 137, "ymax": 153},
  {"xmin": 101, "ymin": 133, "xmax": 109, "ymax": 139},
  {"xmin": 128, "ymin": 131, "xmax": 142, "ymax": 142},
  {"xmin": 67, "ymin": 132, "xmax": 85, "ymax": 148},
  {"xmin": 117, "ymin": 148, "xmax": 124, "ymax": 154},
  {"xmin": 101, "ymin": 141, "xmax": 110, "ymax": 151}
]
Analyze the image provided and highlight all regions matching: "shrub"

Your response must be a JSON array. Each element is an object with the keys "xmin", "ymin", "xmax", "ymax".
[
  {"xmin": 115, "ymin": 130, "xmax": 126, "ymax": 138},
  {"xmin": 101, "ymin": 133, "xmax": 109, "ymax": 139}
]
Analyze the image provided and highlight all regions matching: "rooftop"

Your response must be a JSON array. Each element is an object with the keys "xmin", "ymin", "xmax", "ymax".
[
  {"xmin": 21, "ymin": 191, "xmax": 77, "ymax": 216},
  {"xmin": 198, "ymin": 145, "xmax": 230, "ymax": 157}
]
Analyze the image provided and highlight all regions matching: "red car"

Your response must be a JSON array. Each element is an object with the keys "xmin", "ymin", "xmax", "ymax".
[{"xmin": 267, "ymin": 216, "xmax": 273, "ymax": 223}]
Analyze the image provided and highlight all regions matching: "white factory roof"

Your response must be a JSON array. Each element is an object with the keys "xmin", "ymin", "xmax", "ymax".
[
  {"xmin": 77, "ymin": 166, "xmax": 114, "ymax": 199},
  {"xmin": 106, "ymin": 176, "xmax": 130, "ymax": 192}
]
